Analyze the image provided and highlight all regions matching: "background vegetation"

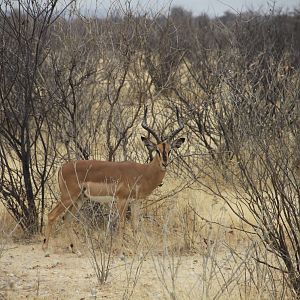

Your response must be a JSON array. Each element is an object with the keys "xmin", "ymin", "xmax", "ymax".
[{"xmin": 0, "ymin": 0, "xmax": 300, "ymax": 298}]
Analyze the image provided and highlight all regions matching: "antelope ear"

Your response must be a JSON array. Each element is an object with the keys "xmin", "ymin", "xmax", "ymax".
[
  {"xmin": 141, "ymin": 136, "xmax": 156, "ymax": 151},
  {"xmin": 171, "ymin": 138, "xmax": 185, "ymax": 149}
]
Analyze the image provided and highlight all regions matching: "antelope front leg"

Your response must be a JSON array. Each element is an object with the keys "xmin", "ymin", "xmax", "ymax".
[
  {"xmin": 117, "ymin": 199, "xmax": 128, "ymax": 230},
  {"xmin": 116, "ymin": 198, "xmax": 129, "ymax": 245},
  {"xmin": 130, "ymin": 200, "xmax": 141, "ymax": 236}
]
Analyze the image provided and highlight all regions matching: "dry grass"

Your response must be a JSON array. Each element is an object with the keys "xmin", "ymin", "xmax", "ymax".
[
  {"xmin": 0, "ymin": 203, "xmax": 23, "ymax": 239},
  {"xmin": 0, "ymin": 178, "xmax": 289, "ymax": 299}
]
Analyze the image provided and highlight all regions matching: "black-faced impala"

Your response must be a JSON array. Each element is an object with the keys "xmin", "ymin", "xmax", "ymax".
[{"xmin": 42, "ymin": 107, "xmax": 185, "ymax": 254}]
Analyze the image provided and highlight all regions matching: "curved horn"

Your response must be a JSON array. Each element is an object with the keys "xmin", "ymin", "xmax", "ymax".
[
  {"xmin": 141, "ymin": 106, "xmax": 160, "ymax": 143},
  {"xmin": 166, "ymin": 107, "xmax": 184, "ymax": 141}
]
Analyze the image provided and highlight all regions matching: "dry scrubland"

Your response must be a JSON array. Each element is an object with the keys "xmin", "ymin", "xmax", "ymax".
[
  {"xmin": 0, "ymin": 178, "xmax": 285, "ymax": 299},
  {"xmin": 1, "ymin": 1, "xmax": 300, "ymax": 299}
]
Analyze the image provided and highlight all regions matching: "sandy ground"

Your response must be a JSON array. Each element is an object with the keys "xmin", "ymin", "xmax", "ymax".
[
  {"xmin": 0, "ymin": 191, "xmax": 259, "ymax": 300},
  {"xmin": 0, "ymin": 237, "xmax": 209, "ymax": 300}
]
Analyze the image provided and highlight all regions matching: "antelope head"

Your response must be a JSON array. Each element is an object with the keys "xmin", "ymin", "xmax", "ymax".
[{"xmin": 141, "ymin": 107, "xmax": 185, "ymax": 171}]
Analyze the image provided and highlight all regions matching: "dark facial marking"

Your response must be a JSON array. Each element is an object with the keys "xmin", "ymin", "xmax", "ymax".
[{"xmin": 162, "ymin": 143, "xmax": 167, "ymax": 163}]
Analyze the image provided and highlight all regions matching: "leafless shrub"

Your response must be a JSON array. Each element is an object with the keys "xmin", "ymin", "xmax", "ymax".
[
  {"xmin": 84, "ymin": 202, "xmax": 115, "ymax": 285},
  {"xmin": 151, "ymin": 203, "xmax": 182, "ymax": 300},
  {"xmin": 177, "ymin": 11, "xmax": 300, "ymax": 297},
  {"xmin": 122, "ymin": 244, "xmax": 146, "ymax": 300},
  {"xmin": 1, "ymin": 0, "xmax": 300, "ymax": 297},
  {"xmin": 0, "ymin": 0, "xmax": 75, "ymax": 234}
]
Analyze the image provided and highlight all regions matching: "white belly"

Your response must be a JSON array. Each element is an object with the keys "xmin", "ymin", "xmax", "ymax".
[
  {"xmin": 88, "ymin": 195, "xmax": 115, "ymax": 204},
  {"xmin": 81, "ymin": 181, "xmax": 119, "ymax": 204}
]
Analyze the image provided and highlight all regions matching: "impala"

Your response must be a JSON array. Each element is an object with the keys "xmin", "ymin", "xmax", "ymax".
[{"xmin": 42, "ymin": 107, "xmax": 185, "ymax": 253}]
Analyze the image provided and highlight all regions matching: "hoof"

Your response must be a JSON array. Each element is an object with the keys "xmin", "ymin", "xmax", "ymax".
[{"xmin": 69, "ymin": 244, "xmax": 82, "ymax": 257}]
